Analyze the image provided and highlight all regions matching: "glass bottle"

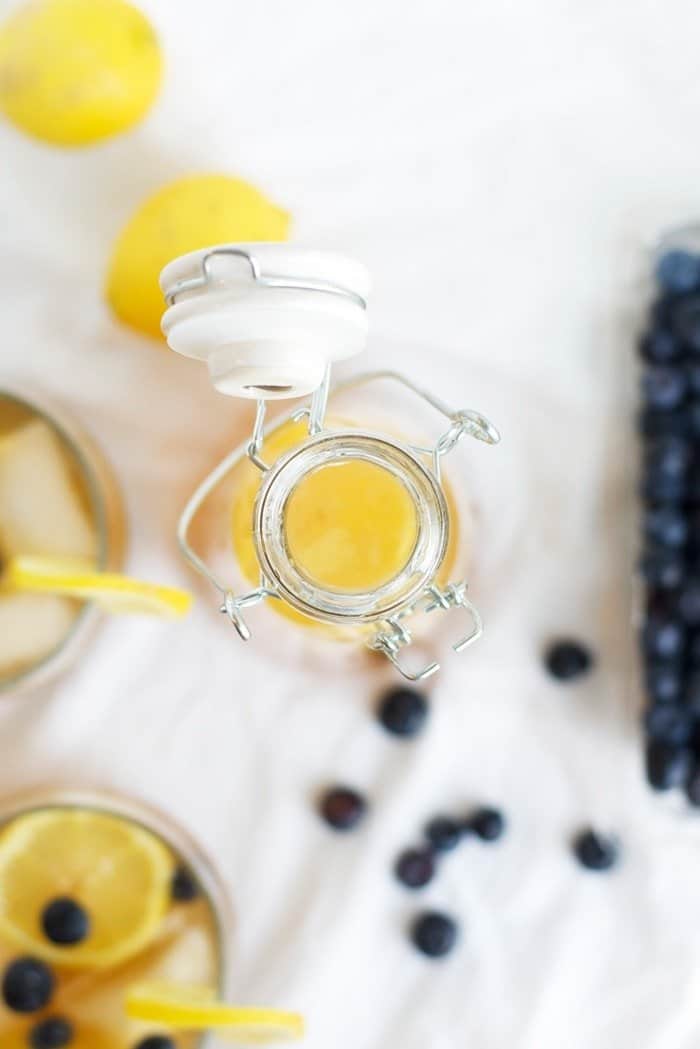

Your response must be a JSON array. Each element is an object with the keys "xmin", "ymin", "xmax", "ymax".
[{"xmin": 160, "ymin": 244, "xmax": 500, "ymax": 682}]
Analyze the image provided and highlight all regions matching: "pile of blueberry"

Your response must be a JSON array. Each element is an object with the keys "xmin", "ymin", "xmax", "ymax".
[
  {"xmin": 1, "ymin": 867, "xmax": 198, "ymax": 1049},
  {"xmin": 639, "ymin": 248, "xmax": 700, "ymax": 801}
]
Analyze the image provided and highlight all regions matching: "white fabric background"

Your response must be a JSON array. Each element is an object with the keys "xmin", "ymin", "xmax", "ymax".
[{"xmin": 3, "ymin": 1, "xmax": 700, "ymax": 1046}]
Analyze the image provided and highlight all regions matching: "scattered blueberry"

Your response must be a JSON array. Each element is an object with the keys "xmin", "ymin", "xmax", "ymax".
[
  {"xmin": 646, "ymin": 661, "xmax": 682, "ymax": 703},
  {"xmin": 133, "ymin": 1038, "xmax": 176, "ymax": 1049},
  {"xmin": 171, "ymin": 865, "xmax": 199, "ymax": 902},
  {"xmin": 671, "ymin": 294, "xmax": 700, "ymax": 351},
  {"xmin": 644, "ymin": 506, "xmax": 688, "ymax": 550},
  {"xmin": 656, "ymin": 250, "xmax": 700, "ymax": 294},
  {"xmin": 572, "ymin": 829, "xmax": 619, "ymax": 872},
  {"xmin": 468, "ymin": 807, "xmax": 506, "ymax": 842},
  {"xmin": 29, "ymin": 1017, "xmax": 74, "ymax": 1049},
  {"xmin": 544, "ymin": 640, "xmax": 594, "ymax": 681},
  {"xmin": 410, "ymin": 911, "xmax": 459, "ymax": 958},
  {"xmin": 42, "ymin": 897, "xmax": 90, "ymax": 946},
  {"xmin": 377, "ymin": 687, "xmax": 429, "ymax": 738},
  {"xmin": 642, "ymin": 365, "xmax": 688, "ymax": 410},
  {"xmin": 319, "ymin": 787, "xmax": 367, "ymax": 831},
  {"xmin": 425, "ymin": 817, "xmax": 461, "ymax": 853},
  {"xmin": 2, "ymin": 958, "xmax": 54, "ymax": 1013},
  {"xmin": 646, "ymin": 740, "xmax": 693, "ymax": 790},
  {"xmin": 644, "ymin": 703, "xmax": 693, "ymax": 745},
  {"xmin": 395, "ymin": 848, "xmax": 436, "ymax": 889}
]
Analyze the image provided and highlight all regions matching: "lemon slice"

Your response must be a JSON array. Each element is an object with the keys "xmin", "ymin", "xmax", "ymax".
[
  {"xmin": 0, "ymin": 809, "xmax": 173, "ymax": 968},
  {"xmin": 126, "ymin": 983, "xmax": 305, "ymax": 1043},
  {"xmin": 2, "ymin": 556, "xmax": 192, "ymax": 618}
]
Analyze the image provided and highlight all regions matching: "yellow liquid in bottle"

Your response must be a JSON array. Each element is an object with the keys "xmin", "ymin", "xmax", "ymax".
[
  {"xmin": 284, "ymin": 459, "xmax": 418, "ymax": 592},
  {"xmin": 231, "ymin": 418, "xmax": 460, "ymax": 633}
]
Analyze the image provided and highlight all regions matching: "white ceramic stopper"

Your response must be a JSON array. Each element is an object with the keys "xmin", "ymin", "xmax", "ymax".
[{"xmin": 160, "ymin": 244, "xmax": 370, "ymax": 399}]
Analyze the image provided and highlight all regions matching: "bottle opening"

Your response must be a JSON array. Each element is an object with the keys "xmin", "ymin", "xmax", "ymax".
[{"xmin": 283, "ymin": 458, "xmax": 419, "ymax": 593}]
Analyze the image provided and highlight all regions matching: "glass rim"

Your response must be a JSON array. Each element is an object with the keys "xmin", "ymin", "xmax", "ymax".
[
  {"xmin": 254, "ymin": 429, "xmax": 449, "ymax": 624},
  {"xmin": 0, "ymin": 388, "xmax": 116, "ymax": 694}
]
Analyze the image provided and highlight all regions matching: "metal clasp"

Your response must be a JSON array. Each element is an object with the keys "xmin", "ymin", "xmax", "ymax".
[
  {"xmin": 368, "ymin": 581, "xmax": 483, "ymax": 682},
  {"xmin": 165, "ymin": 246, "xmax": 368, "ymax": 311}
]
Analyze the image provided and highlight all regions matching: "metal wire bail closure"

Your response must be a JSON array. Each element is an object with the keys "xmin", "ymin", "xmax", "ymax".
[
  {"xmin": 160, "ymin": 243, "xmax": 370, "ymax": 400},
  {"xmin": 174, "ymin": 367, "xmax": 499, "ymax": 681}
]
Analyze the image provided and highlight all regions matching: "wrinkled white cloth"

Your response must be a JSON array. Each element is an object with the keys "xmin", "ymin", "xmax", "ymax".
[{"xmin": 3, "ymin": 1, "xmax": 700, "ymax": 1046}]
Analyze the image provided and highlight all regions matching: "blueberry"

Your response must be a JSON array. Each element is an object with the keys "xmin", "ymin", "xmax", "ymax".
[
  {"xmin": 319, "ymin": 787, "xmax": 367, "ymax": 831},
  {"xmin": 377, "ymin": 687, "xmax": 429, "ymax": 738},
  {"xmin": 687, "ymin": 401, "xmax": 700, "ymax": 438},
  {"xmin": 410, "ymin": 911, "xmax": 459, "ymax": 958},
  {"xmin": 642, "ymin": 365, "xmax": 688, "ymax": 410},
  {"xmin": 544, "ymin": 640, "xmax": 594, "ymax": 681},
  {"xmin": 642, "ymin": 615, "xmax": 685, "ymax": 660},
  {"xmin": 171, "ymin": 865, "xmax": 199, "ymax": 902},
  {"xmin": 2, "ymin": 958, "xmax": 54, "ymax": 1013},
  {"xmin": 639, "ymin": 408, "xmax": 689, "ymax": 439},
  {"xmin": 683, "ymin": 671, "xmax": 700, "ymax": 714},
  {"xmin": 678, "ymin": 580, "xmax": 700, "ymax": 624},
  {"xmin": 688, "ymin": 361, "xmax": 700, "ymax": 394},
  {"xmin": 651, "ymin": 296, "xmax": 675, "ymax": 329},
  {"xmin": 394, "ymin": 848, "xmax": 436, "ymax": 889},
  {"xmin": 688, "ymin": 634, "xmax": 700, "ymax": 666},
  {"xmin": 639, "ymin": 548, "xmax": 684, "ymax": 589},
  {"xmin": 671, "ymin": 294, "xmax": 700, "ymax": 351},
  {"xmin": 656, "ymin": 250, "xmax": 700, "ymax": 294},
  {"xmin": 646, "ymin": 661, "xmax": 682, "ymax": 703},
  {"xmin": 133, "ymin": 1039, "xmax": 176, "ymax": 1049},
  {"xmin": 646, "ymin": 740, "xmax": 693, "ymax": 790},
  {"xmin": 644, "ymin": 703, "xmax": 693, "ymax": 745},
  {"xmin": 572, "ymin": 829, "xmax": 619, "ymax": 871},
  {"xmin": 639, "ymin": 329, "xmax": 681, "ymax": 363},
  {"xmin": 645, "ymin": 436, "xmax": 691, "ymax": 479},
  {"xmin": 641, "ymin": 471, "xmax": 686, "ymax": 503},
  {"xmin": 468, "ymin": 807, "xmax": 506, "ymax": 842},
  {"xmin": 644, "ymin": 506, "xmax": 688, "ymax": 549},
  {"xmin": 42, "ymin": 898, "xmax": 90, "ymax": 946},
  {"xmin": 29, "ymin": 1017, "xmax": 74, "ymax": 1049},
  {"xmin": 425, "ymin": 817, "xmax": 461, "ymax": 853},
  {"xmin": 686, "ymin": 461, "xmax": 700, "ymax": 505}
]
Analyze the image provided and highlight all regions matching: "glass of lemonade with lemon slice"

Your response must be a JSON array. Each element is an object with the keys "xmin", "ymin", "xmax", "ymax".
[
  {"xmin": 0, "ymin": 789, "xmax": 302, "ymax": 1048},
  {"xmin": 0, "ymin": 390, "xmax": 194, "ymax": 694},
  {"xmin": 0, "ymin": 391, "xmax": 125, "ymax": 693},
  {"xmin": 0, "ymin": 788, "xmax": 225, "ymax": 1049}
]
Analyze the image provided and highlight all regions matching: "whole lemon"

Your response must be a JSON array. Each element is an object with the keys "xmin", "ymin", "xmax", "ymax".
[
  {"xmin": 106, "ymin": 174, "xmax": 291, "ymax": 340},
  {"xmin": 0, "ymin": 0, "xmax": 162, "ymax": 146}
]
